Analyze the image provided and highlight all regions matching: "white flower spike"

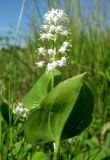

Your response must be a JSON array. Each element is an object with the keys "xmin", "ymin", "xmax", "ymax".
[{"xmin": 35, "ymin": 8, "xmax": 71, "ymax": 72}]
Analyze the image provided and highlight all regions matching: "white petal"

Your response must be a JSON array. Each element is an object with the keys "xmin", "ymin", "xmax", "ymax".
[
  {"xmin": 35, "ymin": 61, "xmax": 45, "ymax": 68},
  {"xmin": 58, "ymin": 46, "xmax": 66, "ymax": 53},
  {"xmin": 48, "ymin": 49, "xmax": 54, "ymax": 56},
  {"xmin": 38, "ymin": 47, "xmax": 46, "ymax": 55}
]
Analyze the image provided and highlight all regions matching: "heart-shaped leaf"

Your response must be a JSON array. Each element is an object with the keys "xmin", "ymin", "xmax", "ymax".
[{"xmin": 24, "ymin": 73, "xmax": 94, "ymax": 145}]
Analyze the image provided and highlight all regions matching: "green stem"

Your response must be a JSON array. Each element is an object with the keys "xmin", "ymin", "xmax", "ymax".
[
  {"xmin": 8, "ymin": 102, "xmax": 13, "ymax": 147},
  {"xmin": 9, "ymin": 127, "xmax": 13, "ymax": 147},
  {"xmin": 53, "ymin": 140, "xmax": 60, "ymax": 160},
  {"xmin": 51, "ymin": 35, "xmax": 56, "ymax": 91},
  {"xmin": 51, "ymin": 72, "xmax": 54, "ymax": 90}
]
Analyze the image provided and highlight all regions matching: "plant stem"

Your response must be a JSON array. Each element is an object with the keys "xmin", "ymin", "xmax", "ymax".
[
  {"xmin": 9, "ymin": 127, "xmax": 13, "ymax": 147},
  {"xmin": 51, "ymin": 35, "xmax": 56, "ymax": 90},
  {"xmin": 53, "ymin": 140, "xmax": 60, "ymax": 160},
  {"xmin": 51, "ymin": 71, "xmax": 54, "ymax": 90}
]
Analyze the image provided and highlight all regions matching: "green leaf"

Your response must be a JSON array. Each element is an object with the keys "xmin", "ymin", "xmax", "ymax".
[
  {"xmin": 31, "ymin": 152, "xmax": 48, "ymax": 160},
  {"xmin": 23, "ymin": 71, "xmax": 60, "ymax": 108},
  {"xmin": 61, "ymin": 82, "xmax": 94, "ymax": 139},
  {"xmin": 24, "ymin": 73, "xmax": 94, "ymax": 145},
  {"xmin": 12, "ymin": 141, "xmax": 22, "ymax": 155}
]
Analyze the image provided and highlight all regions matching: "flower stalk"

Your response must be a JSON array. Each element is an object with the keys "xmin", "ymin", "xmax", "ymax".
[{"xmin": 53, "ymin": 140, "xmax": 60, "ymax": 160}]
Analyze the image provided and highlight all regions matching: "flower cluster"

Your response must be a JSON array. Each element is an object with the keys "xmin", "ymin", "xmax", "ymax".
[
  {"xmin": 35, "ymin": 8, "xmax": 71, "ymax": 72},
  {"xmin": 13, "ymin": 102, "xmax": 29, "ymax": 118}
]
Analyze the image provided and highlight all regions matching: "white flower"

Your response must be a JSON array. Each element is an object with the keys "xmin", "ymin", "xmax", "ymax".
[
  {"xmin": 61, "ymin": 56, "xmax": 67, "ymax": 63},
  {"xmin": 38, "ymin": 47, "xmax": 46, "ymax": 55},
  {"xmin": 13, "ymin": 102, "xmax": 23, "ymax": 114},
  {"xmin": 42, "ymin": 24, "xmax": 64, "ymax": 34},
  {"xmin": 61, "ymin": 30, "xmax": 69, "ymax": 36},
  {"xmin": 13, "ymin": 102, "xmax": 29, "ymax": 119},
  {"xmin": 35, "ymin": 61, "xmax": 45, "ymax": 68},
  {"xmin": 46, "ymin": 33, "xmax": 55, "ymax": 40},
  {"xmin": 63, "ymin": 41, "xmax": 69, "ymax": 48},
  {"xmin": 44, "ymin": 9, "xmax": 59, "ymax": 23},
  {"xmin": 58, "ymin": 41, "xmax": 70, "ymax": 53},
  {"xmin": 56, "ymin": 60, "xmax": 64, "ymax": 67},
  {"xmin": 42, "ymin": 25, "xmax": 48, "ymax": 30},
  {"xmin": 58, "ymin": 46, "xmax": 66, "ymax": 53},
  {"xmin": 44, "ymin": 8, "xmax": 69, "ymax": 25},
  {"xmin": 57, "ymin": 57, "xmax": 67, "ymax": 67},
  {"xmin": 40, "ymin": 33, "xmax": 47, "ymax": 40},
  {"xmin": 40, "ymin": 33, "xmax": 55, "ymax": 40},
  {"xmin": 18, "ymin": 106, "xmax": 24, "ymax": 112},
  {"xmin": 48, "ymin": 49, "xmax": 54, "ymax": 56},
  {"xmin": 49, "ymin": 25, "xmax": 56, "ymax": 32},
  {"xmin": 56, "ymin": 26, "xmax": 63, "ymax": 32},
  {"xmin": 47, "ymin": 61, "xmax": 58, "ymax": 72},
  {"xmin": 47, "ymin": 57, "xmax": 67, "ymax": 71}
]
